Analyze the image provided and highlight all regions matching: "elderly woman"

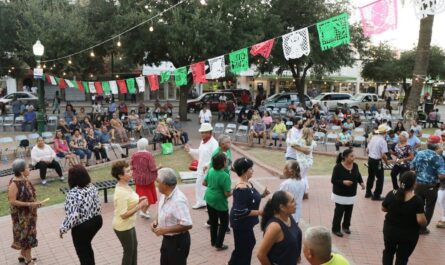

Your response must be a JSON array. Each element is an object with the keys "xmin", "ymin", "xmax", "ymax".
[
  {"xmin": 111, "ymin": 113, "xmax": 129, "ymax": 143},
  {"xmin": 70, "ymin": 129, "xmax": 92, "ymax": 167},
  {"xmin": 151, "ymin": 168, "xmax": 193, "ymax": 265},
  {"xmin": 8, "ymin": 159, "xmax": 44, "ymax": 265},
  {"xmin": 389, "ymin": 131, "xmax": 414, "ymax": 190},
  {"xmin": 60, "ymin": 165, "xmax": 102, "ymax": 265},
  {"xmin": 257, "ymin": 190, "xmax": 301, "ymax": 265},
  {"xmin": 131, "ymin": 138, "xmax": 160, "ymax": 219},
  {"xmin": 112, "ymin": 161, "xmax": 148, "ymax": 265},
  {"xmin": 86, "ymin": 128, "xmax": 108, "ymax": 164},
  {"xmin": 31, "ymin": 137, "xmax": 64, "ymax": 185}
]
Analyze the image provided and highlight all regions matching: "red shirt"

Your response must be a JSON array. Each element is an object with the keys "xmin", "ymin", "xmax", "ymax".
[
  {"xmin": 218, "ymin": 102, "xmax": 226, "ymax": 112},
  {"xmin": 131, "ymin": 151, "xmax": 158, "ymax": 186}
]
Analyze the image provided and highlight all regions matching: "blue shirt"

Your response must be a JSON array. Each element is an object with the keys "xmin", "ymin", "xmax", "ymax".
[
  {"xmin": 24, "ymin": 111, "xmax": 36, "ymax": 122},
  {"xmin": 410, "ymin": 149, "xmax": 445, "ymax": 184},
  {"xmin": 12, "ymin": 101, "xmax": 22, "ymax": 114},
  {"xmin": 98, "ymin": 132, "xmax": 112, "ymax": 144},
  {"xmin": 407, "ymin": 136, "xmax": 420, "ymax": 148},
  {"xmin": 108, "ymin": 103, "xmax": 117, "ymax": 112},
  {"xmin": 386, "ymin": 134, "xmax": 399, "ymax": 144}
]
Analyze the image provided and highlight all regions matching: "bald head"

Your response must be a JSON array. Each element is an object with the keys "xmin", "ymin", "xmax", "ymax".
[{"xmin": 304, "ymin": 226, "xmax": 332, "ymax": 263}]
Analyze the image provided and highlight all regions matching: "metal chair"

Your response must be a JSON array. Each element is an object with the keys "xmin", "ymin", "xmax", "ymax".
[
  {"xmin": 235, "ymin": 125, "xmax": 249, "ymax": 142},
  {"xmin": 225, "ymin": 123, "xmax": 237, "ymax": 137},
  {"xmin": 314, "ymin": 131, "xmax": 326, "ymax": 151},
  {"xmin": 0, "ymin": 137, "xmax": 16, "ymax": 162},
  {"xmin": 13, "ymin": 116, "xmax": 24, "ymax": 131},
  {"xmin": 325, "ymin": 133, "xmax": 338, "ymax": 151},
  {"xmin": 352, "ymin": 135, "xmax": 367, "ymax": 155},
  {"xmin": 3, "ymin": 115, "xmax": 14, "ymax": 131},
  {"xmin": 213, "ymin": 123, "xmax": 225, "ymax": 137},
  {"xmin": 47, "ymin": 115, "xmax": 58, "ymax": 128}
]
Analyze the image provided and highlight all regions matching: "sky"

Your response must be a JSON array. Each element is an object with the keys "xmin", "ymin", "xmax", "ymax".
[{"xmin": 353, "ymin": 0, "xmax": 445, "ymax": 51}]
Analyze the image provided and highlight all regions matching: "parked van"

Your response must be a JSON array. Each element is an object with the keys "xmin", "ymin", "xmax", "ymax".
[{"xmin": 311, "ymin": 92, "xmax": 352, "ymax": 111}]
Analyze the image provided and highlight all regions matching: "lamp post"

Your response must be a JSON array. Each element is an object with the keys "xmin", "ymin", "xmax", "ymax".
[{"xmin": 33, "ymin": 40, "xmax": 45, "ymax": 134}]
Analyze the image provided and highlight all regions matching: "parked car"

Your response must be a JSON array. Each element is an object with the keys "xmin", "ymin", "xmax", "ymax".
[
  {"xmin": 264, "ymin": 92, "xmax": 313, "ymax": 109},
  {"xmin": 337, "ymin": 93, "xmax": 398, "ymax": 111},
  {"xmin": 219, "ymin": 89, "xmax": 252, "ymax": 105},
  {"xmin": 311, "ymin": 92, "xmax": 352, "ymax": 111},
  {"xmin": 0, "ymin": 92, "xmax": 39, "ymax": 112},
  {"xmin": 187, "ymin": 91, "xmax": 235, "ymax": 112}
]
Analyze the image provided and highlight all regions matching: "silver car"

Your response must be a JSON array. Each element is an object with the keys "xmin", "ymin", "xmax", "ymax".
[{"xmin": 0, "ymin": 92, "xmax": 39, "ymax": 111}]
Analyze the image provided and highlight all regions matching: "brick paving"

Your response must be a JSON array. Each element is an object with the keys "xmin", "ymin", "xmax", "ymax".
[{"xmin": 0, "ymin": 114, "xmax": 444, "ymax": 264}]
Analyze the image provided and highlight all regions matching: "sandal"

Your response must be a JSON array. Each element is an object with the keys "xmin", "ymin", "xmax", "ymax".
[{"xmin": 18, "ymin": 256, "xmax": 37, "ymax": 263}]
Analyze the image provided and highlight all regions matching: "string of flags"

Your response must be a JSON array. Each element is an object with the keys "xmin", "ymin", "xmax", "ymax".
[
  {"xmin": 44, "ymin": 13, "xmax": 352, "ymax": 93},
  {"xmin": 43, "ymin": 1, "xmax": 445, "ymax": 93}
]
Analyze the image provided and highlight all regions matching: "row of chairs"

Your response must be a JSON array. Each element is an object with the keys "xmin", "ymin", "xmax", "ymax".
[
  {"xmin": 0, "ymin": 114, "xmax": 59, "ymax": 132},
  {"xmin": 0, "ymin": 132, "xmax": 54, "ymax": 162}
]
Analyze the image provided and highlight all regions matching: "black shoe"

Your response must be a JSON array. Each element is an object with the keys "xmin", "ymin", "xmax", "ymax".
[
  {"xmin": 279, "ymin": 144, "xmax": 282, "ymax": 147},
  {"xmin": 226, "ymin": 227, "xmax": 231, "ymax": 234},
  {"xmin": 215, "ymin": 244, "xmax": 228, "ymax": 251},
  {"xmin": 371, "ymin": 196, "xmax": 385, "ymax": 201},
  {"xmin": 121, "ymin": 154, "xmax": 128, "ymax": 158},
  {"xmin": 332, "ymin": 230, "xmax": 343, "ymax": 237},
  {"xmin": 365, "ymin": 193, "xmax": 372, "ymax": 198},
  {"xmin": 419, "ymin": 228, "xmax": 430, "ymax": 235},
  {"xmin": 342, "ymin": 227, "xmax": 351, "ymax": 234}
]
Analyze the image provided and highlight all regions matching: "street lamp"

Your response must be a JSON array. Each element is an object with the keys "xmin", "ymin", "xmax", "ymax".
[{"xmin": 33, "ymin": 40, "xmax": 45, "ymax": 134}]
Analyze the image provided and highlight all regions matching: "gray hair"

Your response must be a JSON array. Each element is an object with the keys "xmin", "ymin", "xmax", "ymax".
[
  {"xmin": 427, "ymin": 143, "xmax": 440, "ymax": 151},
  {"xmin": 304, "ymin": 226, "xmax": 332, "ymax": 261},
  {"xmin": 218, "ymin": 134, "xmax": 231, "ymax": 145},
  {"xmin": 12, "ymin": 159, "xmax": 27, "ymax": 177},
  {"xmin": 399, "ymin": 131, "xmax": 409, "ymax": 139},
  {"xmin": 137, "ymin": 138, "xmax": 149, "ymax": 151},
  {"xmin": 158, "ymin": 168, "xmax": 178, "ymax": 186}
]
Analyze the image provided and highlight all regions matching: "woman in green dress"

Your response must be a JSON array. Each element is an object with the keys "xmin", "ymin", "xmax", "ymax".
[{"xmin": 8, "ymin": 159, "xmax": 44, "ymax": 265}]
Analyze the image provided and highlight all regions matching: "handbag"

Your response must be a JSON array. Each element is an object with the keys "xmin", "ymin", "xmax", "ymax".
[{"xmin": 161, "ymin": 142, "xmax": 173, "ymax": 155}]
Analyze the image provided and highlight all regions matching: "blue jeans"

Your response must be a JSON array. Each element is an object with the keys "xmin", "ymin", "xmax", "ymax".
[{"xmin": 73, "ymin": 148, "xmax": 92, "ymax": 159}]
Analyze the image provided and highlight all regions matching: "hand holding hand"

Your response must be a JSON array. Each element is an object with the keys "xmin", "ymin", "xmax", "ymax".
[
  {"xmin": 139, "ymin": 198, "xmax": 148, "ymax": 207},
  {"xmin": 262, "ymin": 188, "xmax": 271, "ymax": 197},
  {"xmin": 153, "ymin": 227, "xmax": 164, "ymax": 236},
  {"xmin": 360, "ymin": 183, "xmax": 365, "ymax": 190},
  {"xmin": 151, "ymin": 220, "xmax": 158, "ymax": 231}
]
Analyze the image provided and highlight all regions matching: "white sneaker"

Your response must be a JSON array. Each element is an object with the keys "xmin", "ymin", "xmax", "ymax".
[
  {"xmin": 139, "ymin": 211, "xmax": 151, "ymax": 219},
  {"xmin": 59, "ymin": 176, "xmax": 65, "ymax": 181},
  {"xmin": 192, "ymin": 203, "xmax": 206, "ymax": 209},
  {"xmin": 41, "ymin": 179, "xmax": 47, "ymax": 185}
]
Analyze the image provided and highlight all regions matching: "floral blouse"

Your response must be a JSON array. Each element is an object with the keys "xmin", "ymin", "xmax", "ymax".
[
  {"xmin": 394, "ymin": 144, "xmax": 413, "ymax": 168},
  {"xmin": 60, "ymin": 184, "xmax": 101, "ymax": 234},
  {"xmin": 295, "ymin": 138, "xmax": 317, "ymax": 168}
]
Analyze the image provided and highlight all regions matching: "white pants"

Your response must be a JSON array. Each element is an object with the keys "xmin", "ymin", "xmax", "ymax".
[
  {"xmin": 438, "ymin": 189, "xmax": 445, "ymax": 222},
  {"xmin": 195, "ymin": 173, "xmax": 206, "ymax": 205},
  {"xmin": 104, "ymin": 144, "xmax": 124, "ymax": 158},
  {"xmin": 300, "ymin": 166, "xmax": 310, "ymax": 193}
]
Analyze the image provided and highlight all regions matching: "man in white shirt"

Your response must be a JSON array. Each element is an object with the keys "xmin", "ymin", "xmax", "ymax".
[
  {"xmin": 321, "ymin": 102, "xmax": 329, "ymax": 115},
  {"xmin": 151, "ymin": 168, "xmax": 192, "ymax": 265},
  {"xmin": 198, "ymin": 104, "xmax": 212, "ymax": 124},
  {"xmin": 285, "ymin": 117, "xmax": 303, "ymax": 161},
  {"xmin": 366, "ymin": 124, "xmax": 389, "ymax": 201},
  {"xmin": 185, "ymin": 123, "xmax": 219, "ymax": 209}
]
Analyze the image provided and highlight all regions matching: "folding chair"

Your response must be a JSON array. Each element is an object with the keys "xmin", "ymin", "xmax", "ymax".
[
  {"xmin": 225, "ymin": 123, "xmax": 237, "ymax": 137},
  {"xmin": 3, "ymin": 115, "xmax": 14, "ymax": 131},
  {"xmin": 325, "ymin": 133, "xmax": 338, "ymax": 151},
  {"xmin": 14, "ymin": 116, "xmax": 24, "ymax": 131},
  {"xmin": 235, "ymin": 125, "xmax": 249, "ymax": 142},
  {"xmin": 353, "ymin": 135, "xmax": 367, "ymax": 155},
  {"xmin": 314, "ymin": 131, "xmax": 326, "ymax": 151},
  {"xmin": 213, "ymin": 123, "xmax": 225, "ymax": 137},
  {"xmin": 0, "ymin": 137, "xmax": 16, "ymax": 162}
]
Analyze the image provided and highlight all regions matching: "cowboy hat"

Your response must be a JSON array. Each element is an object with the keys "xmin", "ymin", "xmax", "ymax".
[
  {"xmin": 374, "ymin": 124, "xmax": 389, "ymax": 134},
  {"xmin": 198, "ymin": 123, "xmax": 213, "ymax": 132}
]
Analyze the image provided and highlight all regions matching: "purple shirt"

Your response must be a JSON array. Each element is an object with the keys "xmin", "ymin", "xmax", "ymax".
[{"xmin": 252, "ymin": 122, "xmax": 266, "ymax": 133}]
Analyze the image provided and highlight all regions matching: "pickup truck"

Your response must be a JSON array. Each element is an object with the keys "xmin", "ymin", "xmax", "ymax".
[{"xmin": 337, "ymin": 93, "xmax": 398, "ymax": 111}]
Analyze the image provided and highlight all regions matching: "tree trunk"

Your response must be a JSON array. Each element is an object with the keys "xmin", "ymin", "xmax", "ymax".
[
  {"xmin": 404, "ymin": 15, "xmax": 434, "ymax": 127},
  {"xmin": 179, "ymin": 84, "xmax": 192, "ymax": 122}
]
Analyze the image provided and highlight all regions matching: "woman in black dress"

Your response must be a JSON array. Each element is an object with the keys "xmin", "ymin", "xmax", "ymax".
[
  {"xmin": 228, "ymin": 158, "xmax": 268, "ymax": 265},
  {"xmin": 331, "ymin": 149, "xmax": 365, "ymax": 237},
  {"xmin": 257, "ymin": 190, "xmax": 301, "ymax": 265},
  {"xmin": 382, "ymin": 171, "xmax": 427, "ymax": 265}
]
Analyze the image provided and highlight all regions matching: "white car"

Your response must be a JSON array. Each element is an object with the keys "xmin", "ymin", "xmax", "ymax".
[
  {"xmin": 0, "ymin": 92, "xmax": 39, "ymax": 111},
  {"xmin": 311, "ymin": 92, "xmax": 352, "ymax": 111}
]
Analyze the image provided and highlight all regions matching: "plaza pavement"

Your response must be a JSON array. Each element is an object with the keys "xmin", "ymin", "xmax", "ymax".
[{"xmin": 0, "ymin": 113, "xmax": 444, "ymax": 264}]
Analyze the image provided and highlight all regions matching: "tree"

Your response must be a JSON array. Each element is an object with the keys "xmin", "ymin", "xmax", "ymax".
[
  {"xmin": 404, "ymin": 15, "xmax": 434, "ymax": 122},
  {"xmin": 260, "ymin": 0, "xmax": 369, "ymax": 108}
]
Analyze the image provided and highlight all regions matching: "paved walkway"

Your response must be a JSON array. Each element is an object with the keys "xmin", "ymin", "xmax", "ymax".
[{"xmin": 0, "ymin": 114, "xmax": 444, "ymax": 264}]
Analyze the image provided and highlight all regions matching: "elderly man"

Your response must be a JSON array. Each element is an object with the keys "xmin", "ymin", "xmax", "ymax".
[
  {"xmin": 22, "ymin": 106, "xmax": 37, "ymax": 132},
  {"xmin": 185, "ymin": 123, "xmax": 219, "ymax": 209},
  {"xmin": 249, "ymin": 117, "xmax": 267, "ymax": 147},
  {"xmin": 303, "ymin": 226, "xmax": 350, "ymax": 265},
  {"xmin": 410, "ymin": 135, "xmax": 445, "ymax": 234},
  {"xmin": 98, "ymin": 126, "xmax": 127, "ymax": 159},
  {"xmin": 151, "ymin": 168, "xmax": 193, "ymax": 265},
  {"xmin": 366, "ymin": 124, "xmax": 389, "ymax": 201},
  {"xmin": 31, "ymin": 137, "xmax": 64, "ymax": 185}
]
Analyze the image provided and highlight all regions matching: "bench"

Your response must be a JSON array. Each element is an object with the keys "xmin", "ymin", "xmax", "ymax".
[
  {"xmin": 0, "ymin": 164, "xmax": 36, "ymax": 178},
  {"xmin": 60, "ymin": 179, "xmax": 134, "ymax": 203}
]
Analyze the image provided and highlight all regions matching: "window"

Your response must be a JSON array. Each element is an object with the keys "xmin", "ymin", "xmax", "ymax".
[
  {"xmin": 277, "ymin": 95, "xmax": 290, "ymax": 103},
  {"xmin": 322, "ymin": 95, "xmax": 332, "ymax": 100},
  {"xmin": 363, "ymin": 96, "xmax": 372, "ymax": 102},
  {"xmin": 19, "ymin": 93, "xmax": 30, "ymax": 98},
  {"xmin": 372, "ymin": 95, "xmax": 378, "ymax": 101}
]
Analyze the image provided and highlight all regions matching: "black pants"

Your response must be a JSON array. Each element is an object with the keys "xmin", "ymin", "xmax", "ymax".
[
  {"xmin": 332, "ymin": 203, "xmax": 353, "ymax": 232},
  {"xmin": 207, "ymin": 205, "xmax": 229, "ymax": 248},
  {"xmin": 366, "ymin": 158, "xmax": 384, "ymax": 198},
  {"xmin": 228, "ymin": 229, "xmax": 256, "ymax": 265},
  {"xmin": 114, "ymin": 227, "xmax": 137, "ymax": 265},
  {"xmin": 382, "ymin": 227, "xmax": 419, "ymax": 265},
  {"xmin": 72, "ymin": 215, "xmax": 103, "ymax": 265},
  {"xmin": 91, "ymin": 147, "xmax": 108, "ymax": 161},
  {"xmin": 160, "ymin": 231, "xmax": 190, "ymax": 265},
  {"xmin": 390, "ymin": 165, "xmax": 409, "ymax": 190},
  {"xmin": 34, "ymin": 160, "xmax": 63, "ymax": 180},
  {"xmin": 415, "ymin": 183, "xmax": 439, "ymax": 226}
]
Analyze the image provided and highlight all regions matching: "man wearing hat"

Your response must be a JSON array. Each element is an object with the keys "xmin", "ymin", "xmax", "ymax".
[
  {"xmin": 365, "ymin": 124, "xmax": 389, "ymax": 201},
  {"xmin": 410, "ymin": 135, "xmax": 445, "ymax": 234},
  {"xmin": 185, "ymin": 123, "xmax": 219, "ymax": 209}
]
